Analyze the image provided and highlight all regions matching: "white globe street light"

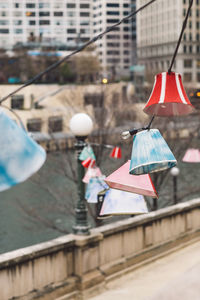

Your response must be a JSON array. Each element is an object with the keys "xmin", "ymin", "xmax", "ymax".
[
  {"xmin": 69, "ymin": 113, "xmax": 93, "ymax": 137},
  {"xmin": 69, "ymin": 113, "xmax": 93, "ymax": 235},
  {"xmin": 170, "ymin": 166, "xmax": 180, "ymax": 204}
]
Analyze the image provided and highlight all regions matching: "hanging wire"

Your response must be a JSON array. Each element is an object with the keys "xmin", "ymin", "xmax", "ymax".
[
  {"xmin": 0, "ymin": 0, "xmax": 157, "ymax": 104},
  {"xmin": 168, "ymin": 0, "xmax": 194, "ymax": 73}
]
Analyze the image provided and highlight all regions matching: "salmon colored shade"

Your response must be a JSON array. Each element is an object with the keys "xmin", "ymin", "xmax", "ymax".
[
  {"xmin": 110, "ymin": 146, "xmax": 122, "ymax": 159},
  {"xmin": 82, "ymin": 166, "xmax": 102, "ymax": 184},
  {"xmin": 143, "ymin": 72, "xmax": 195, "ymax": 117},
  {"xmin": 104, "ymin": 160, "xmax": 158, "ymax": 198},
  {"xmin": 81, "ymin": 157, "xmax": 95, "ymax": 168},
  {"xmin": 182, "ymin": 148, "xmax": 200, "ymax": 163}
]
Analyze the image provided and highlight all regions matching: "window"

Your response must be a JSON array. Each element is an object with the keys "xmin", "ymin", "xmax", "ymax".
[
  {"xmin": 54, "ymin": 12, "xmax": 63, "ymax": 16},
  {"xmin": 11, "ymin": 95, "xmax": 24, "ymax": 109},
  {"xmin": 39, "ymin": 20, "xmax": 50, "ymax": 25},
  {"xmin": 0, "ymin": 28, "xmax": 9, "ymax": 33},
  {"xmin": 67, "ymin": 11, "xmax": 76, "ymax": 17},
  {"xmin": 14, "ymin": 28, "xmax": 23, "ymax": 34},
  {"xmin": 107, "ymin": 11, "xmax": 119, "ymax": 15},
  {"xmin": 197, "ymin": 73, "xmax": 200, "ymax": 81},
  {"xmin": 123, "ymin": 27, "xmax": 130, "ymax": 32},
  {"xmin": 123, "ymin": 34, "xmax": 130, "ymax": 39},
  {"xmin": 107, "ymin": 42, "xmax": 120, "ymax": 47},
  {"xmin": 80, "ymin": 12, "xmax": 89, "ymax": 17},
  {"xmin": 123, "ymin": 11, "xmax": 129, "ymax": 16},
  {"xmin": 106, "ymin": 3, "xmax": 119, "ymax": 7},
  {"xmin": 106, "ymin": 34, "xmax": 120, "ymax": 39},
  {"xmin": 80, "ymin": 4, "xmax": 89, "ymax": 8},
  {"xmin": 189, "ymin": 45, "xmax": 193, "ymax": 53},
  {"xmin": 107, "ymin": 50, "xmax": 120, "ymax": 55},
  {"xmin": 0, "ymin": 20, "xmax": 9, "ymax": 25},
  {"xmin": 197, "ymin": 21, "xmax": 199, "ymax": 29},
  {"xmin": 183, "ymin": 45, "xmax": 187, "ymax": 53},
  {"xmin": 67, "ymin": 3, "xmax": 76, "ymax": 8},
  {"xmin": 80, "ymin": 20, "xmax": 89, "ymax": 26},
  {"xmin": 27, "ymin": 118, "xmax": 42, "ymax": 132},
  {"xmin": 48, "ymin": 116, "xmax": 63, "ymax": 133},
  {"xmin": 183, "ymin": 73, "xmax": 192, "ymax": 82},
  {"xmin": 29, "ymin": 20, "xmax": 36, "ymax": 25},
  {"xmin": 0, "ymin": 2, "xmax": 8, "ymax": 8},
  {"xmin": 123, "ymin": 3, "xmax": 129, "ymax": 7},
  {"xmin": 107, "ymin": 19, "xmax": 119, "ymax": 23},
  {"xmin": 124, "ymin": 59, "xmax": 130, "ymax": 63},
  {"xmin": 39, "ymin": 3, "xmax": 50, "ymax": 8},
  {"xmin": 39, "ymin": 11, "xmax": 50, "ymax": 17},
  {"xmin": 14, "ymin": 3, "xmax": 20, "ymax": 8},
  {"xmin": 197, "ymin": 60, "xmax": 200, "ymax": 68},
  {"xmin": 0, "ymin": 12, "xmax": 7, "ymax": 17},
  {"xmin": 67, "ymin": 29, "xmax": 76, "ymax": 33},
  {"xmin": 13, "ymin": 11, "xmax": 22, "ymax": 17},
  {"xmin": 26, "ymin": 12, "xmax": 35, "ymax": 16},
  {"xmin": 26, "ymin": 3, "xmax": 35, "ymax": 8}
]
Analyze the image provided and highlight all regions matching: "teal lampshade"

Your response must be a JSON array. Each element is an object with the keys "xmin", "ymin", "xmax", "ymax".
[
  {"xmin": 129, "ymin": 129, "xmax": 177, "ymax": 175},
  {"xmin": 79, "ymin": 145, "xmax": 96, "ymax": 161}
]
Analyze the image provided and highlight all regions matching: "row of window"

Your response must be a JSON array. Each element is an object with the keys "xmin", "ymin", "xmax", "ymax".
[
  {"xmin": 0, "ymin": 19, "xmax": 90, "ymax": 26},
  {"xmin": 0, "ymin": 11, "xmax": 90, "ymax": 17},
  {"xmin": 27, "ymin": 117, "xmax": 63, "ymax": 133},
  {"xmin": 183, "ymin": 33, "xmax": 200, "ymax": 41},
  {"xmin": 0, "ymin": 28, "xmax": 91, "ymax": 34},
  {"xmin": 0, "ymin": 3, "xmax": 90, "ymax": 9},
  {"xmin": 184, "ymin": 59, "xmax": 200, "ymax": 68},
  {"xmin": 183, "ymin": 44, "xmax": 200, "ymax": 54}
]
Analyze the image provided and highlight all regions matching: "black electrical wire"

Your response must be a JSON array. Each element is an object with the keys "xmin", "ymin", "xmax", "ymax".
[
  {"xmin": 0, "ymin": 0, "xmax": 157, "ymax": 104},
  {"xmin": 168, "ymin": 0, "xmax": 194, "ymax": 73}
]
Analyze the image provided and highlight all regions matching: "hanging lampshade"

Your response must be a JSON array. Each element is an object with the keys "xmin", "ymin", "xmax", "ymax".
[
  {"xmin": 82, "ymin": 166, "xmax": 102, "ymax": 183},
  {"xmin": 81, "ymin": 157, "xmax": 95, "ymax": 168},
  {"xmin": 129, "ymin": 129, "xmax": 177, "ymax": 175},
  {"xmin": 85, "ymin": 177, "xmax": 108, "ymax": 203},
  {"xmin": 182, "ymin": 148, "xmax": 200, "ymax": 163},
  {"xmin": 105, "ymin": 160, "xmax": 158, "ymax": 198},
  {"xmin": 96, "ymin": 190, "xmax": 112, "ymax": 219},
  {"xmin": 0, "ymin": 109, "xmax": 46, "ymax": 191},
  {"xmin": 79, "ymin": 145, "xmax": 96, "ymax": 161},
  {"xmin": 143, "ymin": 72, "xmax": 194, "ymax": 117},
  {"xmin": 110, "ymin": 146, "xmax": 122, "ymax": 159},
  {"xmin": 99, "ymin": 188, "xmax": 148, "ymax": 216}
]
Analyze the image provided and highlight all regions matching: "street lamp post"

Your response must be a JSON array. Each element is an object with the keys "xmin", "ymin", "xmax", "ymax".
[
  {"xmin": 170, "ymin": 167, "xmax": 180, "ymax": 205},
  {"xmin": 69, "ymin": 113, "xmax": 93, "ymax": 235}
]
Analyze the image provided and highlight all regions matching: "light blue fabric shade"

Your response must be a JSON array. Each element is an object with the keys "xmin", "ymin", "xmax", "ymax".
[
  {"xmin": 0, "ymin": 110, "xmax": 46, "ymax": 191},
  {"xmin": 129, "ymin": 129, "xmax": 177, "ymax": 175},
  {"xmin": 85, "ymin": 177, "xmax": 108, "ymax": 203},
  {"xmin": 79, "ymin": 145, "xmax": 96, "ymax": 161}
]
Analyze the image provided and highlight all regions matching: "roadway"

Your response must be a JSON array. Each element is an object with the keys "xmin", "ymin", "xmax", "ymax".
[{"xmin": 90, "ymin": 239, "xmax": 200, "ymax": 300}]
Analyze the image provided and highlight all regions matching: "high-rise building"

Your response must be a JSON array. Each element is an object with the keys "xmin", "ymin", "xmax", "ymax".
[
  {"xmin": 137, "ymin": 0, "xmax": 200, "ymax": 86},
  {"xmin": 0, "ymin": 0, "xmax": 136, "ymax": 79}
]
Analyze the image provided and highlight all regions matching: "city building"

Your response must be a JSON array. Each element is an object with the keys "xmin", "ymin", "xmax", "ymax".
[
  {"xmin": 0, "ymin": 0, "xmax": 136, "ymax": 79},
  {"xmin": 137, "ymin": 0, "xmax": 200, "ymax": 87}
]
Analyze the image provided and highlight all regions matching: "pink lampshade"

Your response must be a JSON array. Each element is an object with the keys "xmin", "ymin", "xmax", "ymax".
[
  {"xmin": 182, "ymin": 148, "xmax": 200, "ymax": 163},
  {"xmin": 82, "ymin": 167, "xmax": 102, "ymax": 183},
  {"xmin": 104, "ymin": 160, "xmax": 158, "ymax": 198}
]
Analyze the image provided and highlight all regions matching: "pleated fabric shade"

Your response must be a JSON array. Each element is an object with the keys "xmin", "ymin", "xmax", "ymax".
[
  {"xmin": 105, "ymin": 160, "xmax": 158, "ymax": 198},
  {"xmin": 79, "ymin": 145, "xmax": 96, "ymax": 161},
  {"xmin": 0, "ymin": 109, "xmax": 46, "ymax": 191},
  {"xmin": 99, "ymin": 188, "xmax": 148, "ymax": 216},
  {"xmin": 85, "ymin": 177, "xmax": 108, "ymax": 203},
  {"xmin": 143, "ymin": 72, "xmax": 194, "ymax": 117},
  {"xmin": 182, "ymin": 148, "xmax": 200, "ymax": 163},
  {"xmin": 129, "ymin": 129, "xmax": 177, "ymax": 175}
]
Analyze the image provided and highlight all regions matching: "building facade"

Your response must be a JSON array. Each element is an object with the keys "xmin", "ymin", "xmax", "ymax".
[
  {"xmin": 137, "ymin": 0, "xmax": 200, "ymax": 86},
  {"xmin": 0, "ymin": 0, "xmax": 136, "ymax": 78}
]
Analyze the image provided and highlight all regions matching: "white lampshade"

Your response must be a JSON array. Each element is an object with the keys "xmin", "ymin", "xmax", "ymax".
[
  {"xmin": 69, "ymin": 113, "xmax": 93, "ymax": 136},
  {"xmin": 170, "ymin": 166, "xmax": 180, "ymax": 177}
]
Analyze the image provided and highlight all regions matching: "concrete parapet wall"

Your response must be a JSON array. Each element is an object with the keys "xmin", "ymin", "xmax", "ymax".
[{"xmin": 1, "ymin": 199, "xmax": 200, "ymax": 300}]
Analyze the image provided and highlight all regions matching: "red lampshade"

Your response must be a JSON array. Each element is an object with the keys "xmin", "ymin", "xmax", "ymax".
[
  {"xmin": 182, "ymin": 148, "xmax": 200, "ymax": 163},
  {"xmin": 143, "ymin": 72, "xmax": 194, "ymax": 117},
  {"xmin": 110, "ymin": 146, "xmax": 122, "ymax": 159},
  {"xmin": 81, "ymin": 157, "xmax": 95, "ymax": 168}
]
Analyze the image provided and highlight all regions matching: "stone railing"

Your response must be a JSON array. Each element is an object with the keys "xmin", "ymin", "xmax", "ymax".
[{"xmin": 1, "ymin": 198, "xmax": 200, "ymax": 300}]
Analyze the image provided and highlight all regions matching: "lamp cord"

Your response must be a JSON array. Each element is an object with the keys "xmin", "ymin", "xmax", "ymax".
[
  {"xmin": 168, "ymin": 0, "xmax": 194, "ymax": 74},
  {"xmin": 0, "ymin": 0, "xmax": 157, "ymax": 104}
]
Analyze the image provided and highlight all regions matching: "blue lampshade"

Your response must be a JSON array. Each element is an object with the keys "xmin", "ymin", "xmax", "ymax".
[
  {"xmin": 129, "ymin": 129, "xmax": 177, "ymax": 175},
  {"xmin": 85, "ymin": 177, "xmax": 108, "ymax": 203},
  {"xmin": 0, "ymin": 110, "xmax": 46, "ymax": 191}
]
